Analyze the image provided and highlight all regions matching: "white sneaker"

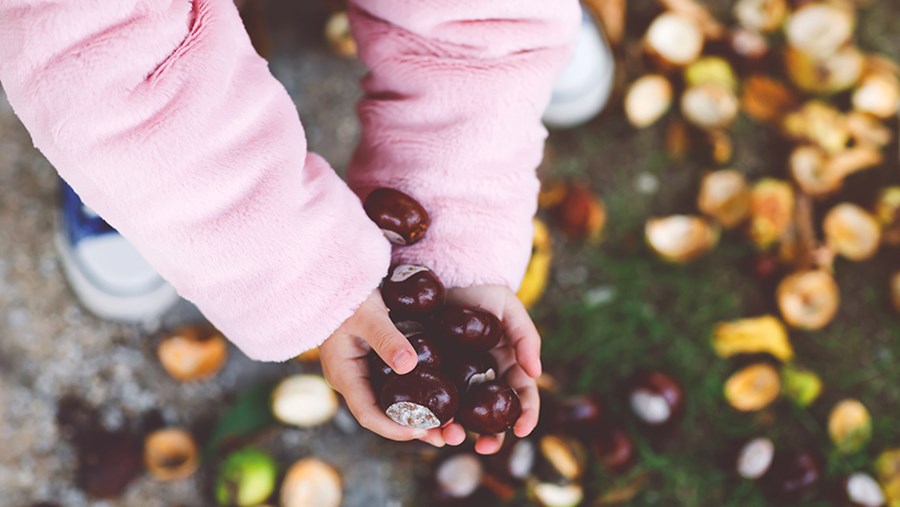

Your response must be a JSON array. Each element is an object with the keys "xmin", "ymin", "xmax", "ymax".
[
  {"xmin": 543, "ymin": 10, "xmax": 615, "ymax": 129},
  {"xmin": 57, "ymin": 181, "xmax": 178, "ymax": 323}
]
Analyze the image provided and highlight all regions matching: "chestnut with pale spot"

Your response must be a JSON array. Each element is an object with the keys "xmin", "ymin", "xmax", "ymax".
[
  {"xmin": 366, "ymin": 328, "xmax": 443, "ymax": 390},
  {"xmin": 436, "ymin": 305, "xmax": 503, "ymax": 351},
  {"xmin": 381, "ymin": 264, "xmax": 445, "ymax": 317},
  {"xmin": 627, "ymin": 371, "xmax": 684, "ymax": 427},
  {"xmin": 379, "ymin": 367, "xmax": 459, "ymax": 430},
  {"xmin": 363, "ymin": 188, "xmax": 430, "ymax": 245},
  {"xmin": 735, "ymin": 437, "xmax": 775, "ymax": 480},
  {"xmin": 834, "ymin": 472, "xmax": 887, "ymax": 507},
  {"xmin": 457, "ymin": 381, "xmax": 522, "ymax": 435},
  {"xmin": 444, "ymin": 352, "xmax": 498, "ymax": 392}
]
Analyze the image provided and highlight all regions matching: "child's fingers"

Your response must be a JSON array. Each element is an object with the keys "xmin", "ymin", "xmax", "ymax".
[
  {"xmin": 500, "ymin": 293, "xmax": 542, "ymax": 378},
  {"xmin": 504, "ymin": 364, "xmax": 540, "ymax": 437},
  {"xmin": 357, "ymin": 296, "xmax": 418, "ymax": 374},
  {"xmin": 475, "ymin": 433, "xmax": 505, "ymax": 455},
  {"xmin": 440, "ymin": 421, "xmax": 467, "ymax": 446}
]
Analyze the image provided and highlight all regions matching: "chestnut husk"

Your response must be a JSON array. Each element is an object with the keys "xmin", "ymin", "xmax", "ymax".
[
  {"xmin": 381, "ymin": 265, "xmax": 445, "ymax": 317},
  {"xmin": 457, "ymin": 381, "xmax": 522, "ymax": 435},
  {"xmin": 380, "ymin": 367, "xmax": 459, "ymax": 429},
  {"xmin": 363, "ymin": 187, "xmax": 429, "ymax": 245},
  {"xmin": 435, "ymin": 305, "xmax": 503, "ymax": 352}
]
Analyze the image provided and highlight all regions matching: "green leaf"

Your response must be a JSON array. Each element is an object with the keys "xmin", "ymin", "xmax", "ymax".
[{"xmin": 204, "ymin": 382, "xmax": 277, "ymax": 459}]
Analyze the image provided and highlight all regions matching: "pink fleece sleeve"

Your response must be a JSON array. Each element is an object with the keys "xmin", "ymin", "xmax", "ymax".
[
  {"xmin": 0, "ymin": 0, "xmax": 390, "ymax": 361},
  {"xmin": 346, "ymin": 0, "xmax": 581, "ymax": 290}
]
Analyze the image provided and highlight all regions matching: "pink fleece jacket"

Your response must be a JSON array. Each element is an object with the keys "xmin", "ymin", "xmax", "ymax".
[{"xmin": 0, "ymin": 0, "xmax": 580, "ymax": 361}]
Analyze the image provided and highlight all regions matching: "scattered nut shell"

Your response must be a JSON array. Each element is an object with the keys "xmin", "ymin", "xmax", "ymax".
[
  {"xmin": 829, "ymin": 399, "xmax": 872, "ymax": 454},
  {"xmin": 713, "ymin": 315, "xmax": 794, "ymax": 362},
  {"xmin": 324, "ymin": 11, "xmax": 357, "ymax": 58},
  {"xmin": 681, "ymin": 83, "xmax": 740, "ymax": 130},
  {"xmin": 271, "ymin": 374, "xmax": 340, "ymax": 428},
  {"xmin": 157, "ymin": 326, "xmax": 228, "ymax": 382},
  {"xmin": 645, "ymin": 12, "xmax": 705, "ymax": 67},
  {"xmin": 853, "ymin": 72, "xmax": 900, "ymax": 118},
  {"xmin": 823, "ymin": 203, "xmax": 882, "ymax": 261},
  {"xmin": 785, "ymin": 46, "xmax": 864, "ymax": 95},
  {"xmin": 624, "ymin": 74, "xmax": 673, "ymax": 128},
  {"xmin": 780, "ymin": 364, "xmax": 822, "ymax": 407},
  {"xmin": 777, "ymin": 270, "xmax": 840, "ymax": 330},
  {"xmin": 517, "ymin": 219, "xmax": 552, "ymax": 310},
  {"xmin": 892, "ymin": 272, "xmax": 900, "ymax": 313},
  {"xmin": 749, "ymin": 179, "xmax": 794, "ymax": 251},
  {"xmin": 874, "ymin": 187, "xmax": 900, "ymax": 245},
  {"xmin": 528, "ymin": 480, "xmax": 584, "ymax": 507},
  {"xmin": 734, "ymin": 0, "xmax": 787, "ymax": 32},
  {"xmin": 725, "ymin": 363, "xmax": 781, "ymax": 412},
  {"xmin": 685, "ymin": 56, "xmax": 738, "ymax": 90},
  {"xmin": 645, "ymin": 215, "xmax": 720, "ymax": 263},
  {"xmin": 144, "ymin": 428, "xmax": 199, "ymax": 482},
  {"xmin": 741, "ymin": 75, "xmax": 797, "ymax": 123},
  {"xmin": 876, "ymin": 449, "xmax": 900, "ymax": 506},
  {"xmin": 280, "ymin": 458, "xmax": 342, "ymax": 507},
  {"xmin": 554, "ymin": 183, "xmax": 606, "ymax": 241},
  {"xmin": 537, "ymin": 435, "xmax": 587, "ymax": 482},
  {"xmin": 785, "ymin": 3, "xmax": 855, "ymax": 59},
  {"xmin": 698, "ymin": 169, "xmax": 751, "ymax": 229}
]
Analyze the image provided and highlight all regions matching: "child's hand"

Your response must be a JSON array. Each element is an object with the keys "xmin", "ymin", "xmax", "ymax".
[
  {"xmin": 319, "ymin": 289, "xmax": 466, "ymax": 448},
  {"xmin": 319, "ymin": 286, "xmax": 542, "ymax": 454},
  {"xmin": 441, "ymin": 285, "xmax": 542, "ymax": 454}
]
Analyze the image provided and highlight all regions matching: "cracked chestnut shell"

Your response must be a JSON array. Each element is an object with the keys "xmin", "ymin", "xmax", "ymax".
[
  {"xmin": 458, "ymin": 381, "xmax": 522, "ymax": 435},
  {"xmin": 436, "ymin": 305, "xmax": 502, "ymax": 351},
  {"xmin": 381, "ymin": 265, "xmax": 445, "ymax": 317},
  {"xmin": 364, "ymin": 188, "xmax": 429, "ymax": 245},
  {"xmin": 368, "ymin": 325, "xmax": 443, "ymax": 390},
  {"xmin": 445, "ymin": 352, "xmax": 498, "ymax": 391},
  {"xmin": 380, "ymin": 367, "xmax": 458, "ymax": 430}
]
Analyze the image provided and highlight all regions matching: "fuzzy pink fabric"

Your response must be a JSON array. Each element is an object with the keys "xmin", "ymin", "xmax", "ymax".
[{"xmin": 0, "ymin": 0, "xmax": 579, "ymax": 361}]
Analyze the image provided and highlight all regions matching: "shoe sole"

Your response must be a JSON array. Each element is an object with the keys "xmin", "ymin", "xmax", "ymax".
[{"xmin": 55, "ymin": 233, "xmax": 179, "ymax": 323}]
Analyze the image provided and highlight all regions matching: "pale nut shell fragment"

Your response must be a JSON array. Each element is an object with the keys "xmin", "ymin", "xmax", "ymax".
[
  {"xmin": 698, "ymin": 169, "xmax": 750, "ymax": 229},
  {"xmin": 724, "ymin": 363, "xmax": 781, "ymax": 412},
  {"xmin": 823, "ymin": 203, "xmax": 882, "ymax": 261},
  {"xmin": 144, "ymin": 428, "xmax": 199, "ymax": 481},
  {"xmin": 829, "ymin": 399, "xmax": 872, "ymax": 454},
  {"xmin": 777, "ymin": 270, "xmax": 840, "ymax": 331},
  {"xmin": 324, "ymin": 11, "xmax": 357, "ymax": 58},
  {"xmin": 853, "ymin": 73, "xmax": 900, "ymax": 119},
  {"xmin": 272, "ymin": 374, "xmax": 340, "ymax": 428},
  {"xmin": 681, "ymin": 83, "xmax": 740, "ymax": 130},
  {"xmin": 280, "ymin": 458, "xmax": 343, "ymax": 507},
  {"xmin": 712, "ymin": 315, "xmax": 793, "ymax": 362},
  {"xmin": 624, "ymin": 74, "xmax": 673, "ymax": 128},
  {"xmin": 785, "ymin": 46, "xmax": 864, "ymax": 95},
  {"xmin": 892, "ymin": 272, "xmax": 900, "ymax": 314},
  {"xmin": 645, "ymin": 12, "xmax": 704, "ymax": 67},
  {"xmin": 645, "ymin": 215, "xmax": 720, "ymax": 263},
  {"xmin": 785, "ymin": 3, "xmax": 855, "ymax": 59},
  {"xmin": 734, "ymin": 0, "xmax": 787, "ymax": 32},
  {"xmin": 157, "ymin": 326, "xmax": 228, "ymax": 382}
]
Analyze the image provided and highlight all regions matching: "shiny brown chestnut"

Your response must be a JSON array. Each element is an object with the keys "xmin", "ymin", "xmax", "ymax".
[
  {"xmin": 762, "ymin": 449, "xmax": 822, "ymax": 504},
  {"xmin": 627, "ymin": 371, "xmax": 684, "ymax": 427},
  {"xmin": 367, "ymin": 328, "xmax": 442, "ymax": 390},
  {"xmin": 380, "ymin": 367, "xmax": 459, "ymax": 429},
  {"xmin": 364, "ymin": 188, "xmax": 430, "ymax": 245},
  {"xmin": 592, "ymin": 426, "xmax": 635, "ymax": 475},
  {"xmin": 445, "ymin": 352, "xmax": 498, "ymax": 391},
  {"xmin": 735, "ymin": 437, "xmax": 775, "ymax": 480},
  {"xmin": 436, "ymin": 305, "xmax": 502, "ymax": 351},
  {"xmin": 381, "ymin": 265, "xmax": 445, "ymax": 317},
  {"xmin": 457, "ymin": 381, "xmax": 522, "ymax": 435},
  {"xmin": 485, "ymin": 438, "xmax": 536, "ymax": 482},
  {"xmin": 552, "ymin": 396, "xmax": 605, "ymax": 437}
]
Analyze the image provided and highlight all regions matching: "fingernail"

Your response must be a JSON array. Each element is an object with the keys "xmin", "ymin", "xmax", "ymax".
[{"xmin": 393, "ymin": 349, "xmax": 414, "ymax": 371}]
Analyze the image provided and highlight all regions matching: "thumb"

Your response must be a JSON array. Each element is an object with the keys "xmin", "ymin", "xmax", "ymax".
[{"xmin": 359, "ymin": 295, "xmax": 418, "ymax": 375}]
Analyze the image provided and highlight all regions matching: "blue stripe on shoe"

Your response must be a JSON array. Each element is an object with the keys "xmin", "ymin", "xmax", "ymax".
[{"xmin": 60, "ymin": 180, "xmax": 116, "ymax": 245}]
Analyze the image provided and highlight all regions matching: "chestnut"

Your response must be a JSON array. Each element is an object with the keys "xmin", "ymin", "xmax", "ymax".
[
  {"xmin": 485, "ymin": 438, "xmax": 536, "ymax": 482},
  {"xmin": 592, "ymin": 425, "xmax": 635, "ymax": 475},
  {"xmin": 363, "ymin": 188, "xmax": 429, "ymax": 245},
  {"xmin": 833, "ymin": 473, "xmax": 887, "ymax": 507},
  {"xmin": 627, "ymin": 371, "xmax": 684, "ymax": 427},
  {"xmin": 762, "ymin": 449, "xmax": 822, "ymax": 504},
  {"xmin": 735, "ymin": 437, "xmax": 775, "ymax": 480},
  {"xmin": 457, "ymin": 381, "xmax": 522, "ymax": 435},
  {"xmin": 552, "ymin": 396, "xmax": 605, "ymax": 437},
  {"xmin": 381, "ymin": 265, "xmax": 445, "ymax": 317},
  {"xmin": 380, "ymin": 367, "xmax": 459, "ymax": 429},
  {"xmin": 436, "ymin": 305, "xmax": 502, "ymax": 352},
  {"xmin": 444, "ymin": 352, "xmax": 498, "ymax": 391},
  {"xmin": 367, "ymin": 328, "xmax": 443, "ymax": 390}
]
